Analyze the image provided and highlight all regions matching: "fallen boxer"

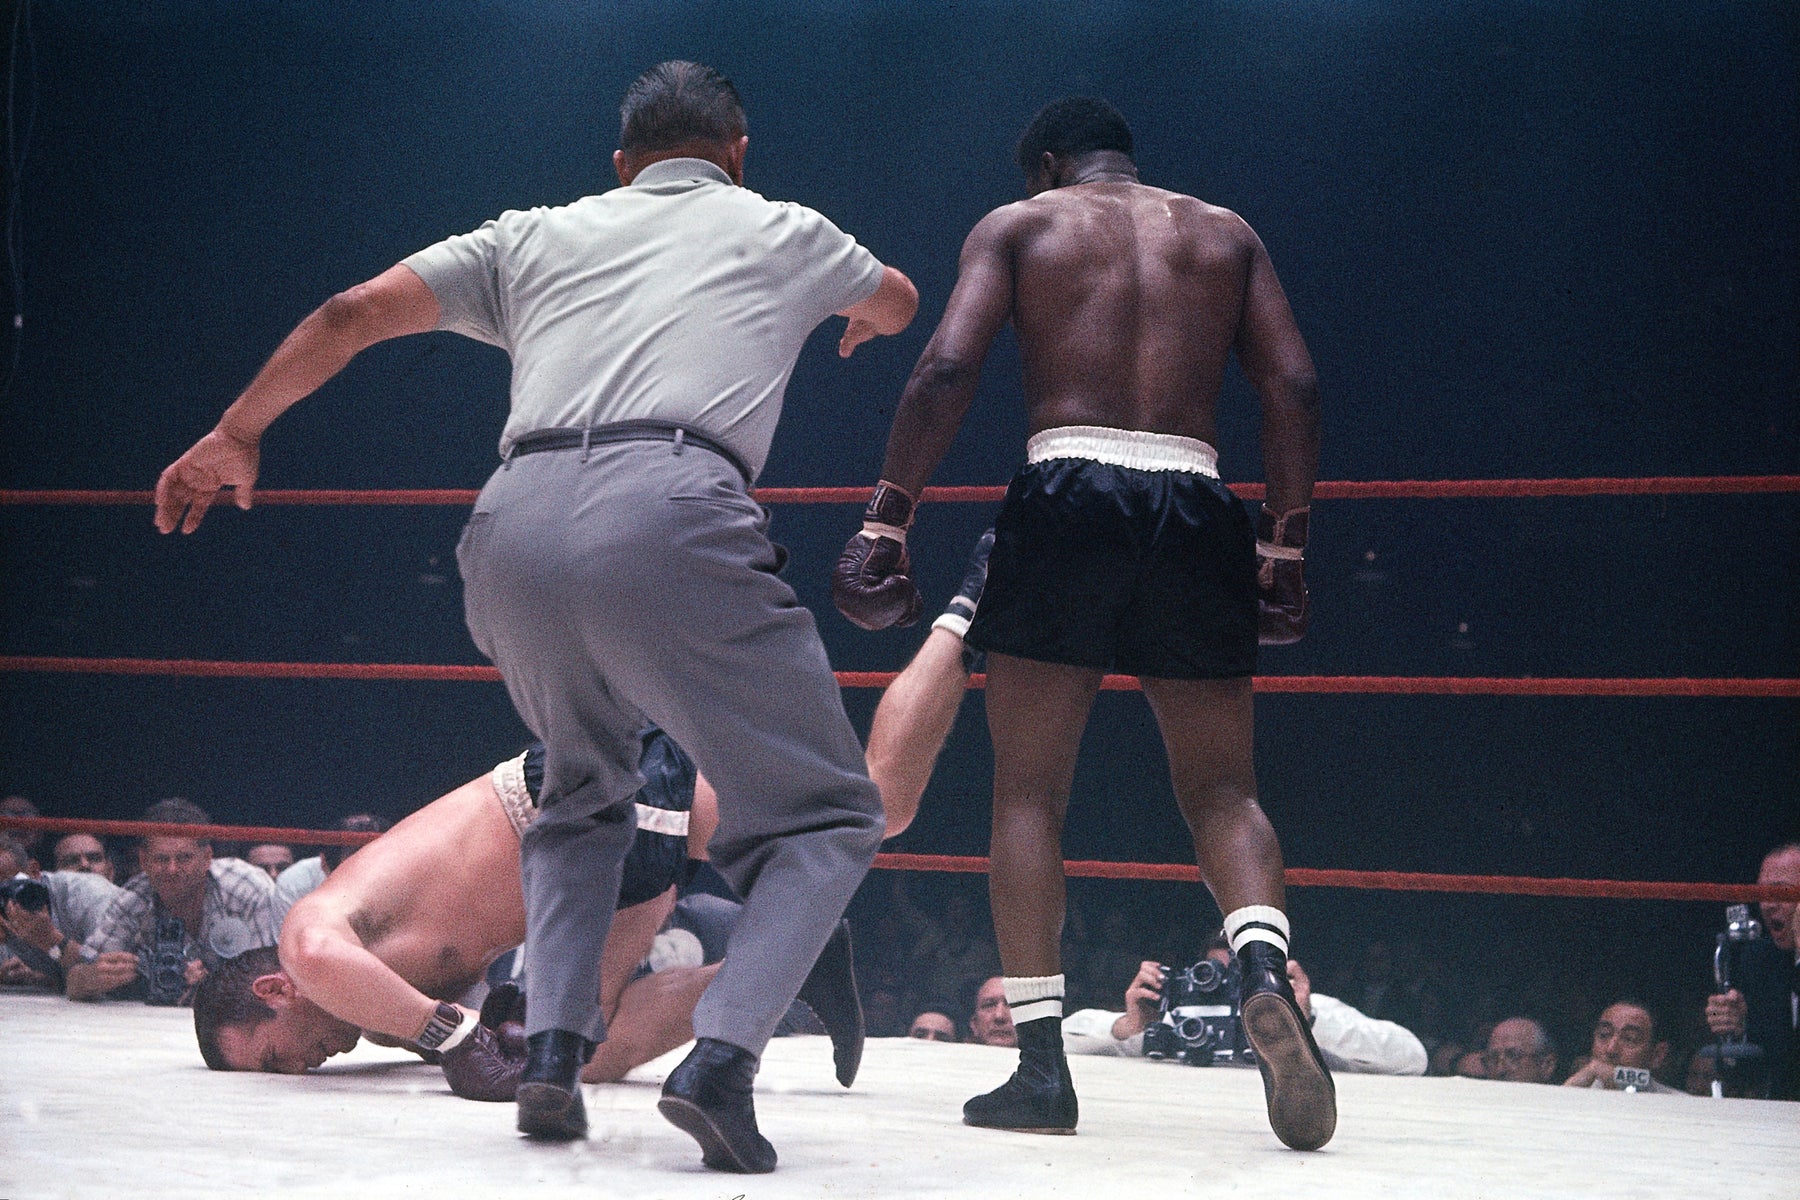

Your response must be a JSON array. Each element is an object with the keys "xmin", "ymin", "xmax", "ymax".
[{"xmin": 192, "ymin": 564, "xmax": 988, "ymax": 1100}]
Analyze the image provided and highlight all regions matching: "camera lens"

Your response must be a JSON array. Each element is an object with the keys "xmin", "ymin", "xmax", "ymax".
[{"xmin": 1, "ymin": 877, "xmax": 51, "ymax": 912}]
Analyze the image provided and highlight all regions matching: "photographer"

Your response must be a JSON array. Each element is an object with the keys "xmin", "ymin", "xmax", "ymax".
[
  {"xmin": 65, "ymin": 799, "xmax": 278, "ymax": 1004},
  {"xmin": 0, "ymin": 837, "xmax": 123, "ymax": 989},
  {"xmin": 1062, "ymin": 940, "xmax": 1426, "ymax": 1075}
]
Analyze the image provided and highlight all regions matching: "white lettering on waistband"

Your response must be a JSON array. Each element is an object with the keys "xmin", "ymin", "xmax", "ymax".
[
  {"xmin": 634, "ymin": 805, "xmax": 690, "ymax": 837},
  {"xmin": 1026, "ymin": 425, "xmax": 1219, "ymax": 476}
]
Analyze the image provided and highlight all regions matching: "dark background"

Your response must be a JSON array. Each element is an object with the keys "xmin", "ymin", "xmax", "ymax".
[{"xmin": 2, "ymin": 1, "xmax": 1795, "ymax": 1054}]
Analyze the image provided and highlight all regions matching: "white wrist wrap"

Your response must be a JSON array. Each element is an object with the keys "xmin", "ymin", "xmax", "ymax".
[
  {"xmin": 417, "ymin": 1002, "xmax": 473, "ymax": 1052},
  {"xmin": 438, "ymin": 1013, "xmax": 475, "ymax": 1052},
  {"xmin": 931, "ymin": 611, "xmax": 972, "ymax": 639},
  {"xmin": 860, "ymin": 522, "xmax": 908, "ymax": 545}
]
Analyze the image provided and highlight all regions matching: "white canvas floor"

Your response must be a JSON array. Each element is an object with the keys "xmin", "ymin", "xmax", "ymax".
[{"xmin": 3, "ymin": 993, "xmax": 1794, "ymax": 1200}]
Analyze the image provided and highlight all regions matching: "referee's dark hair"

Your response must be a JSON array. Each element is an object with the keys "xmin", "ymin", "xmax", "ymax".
[{"xmin": 620, "ymin": 60, "xmax": 747, "ymax": 154}]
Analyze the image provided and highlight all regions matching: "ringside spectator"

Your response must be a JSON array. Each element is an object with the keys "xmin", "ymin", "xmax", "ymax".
[{"xmin": 66, "ymin": 799, "xmax": 277, "ymax": 1004}]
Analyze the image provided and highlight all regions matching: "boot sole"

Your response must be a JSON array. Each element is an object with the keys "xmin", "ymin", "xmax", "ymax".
[
  {"xmin": 657, "ymin": 1095, "xmax": 777, "ymax": 1174},
  {"xmin": 961, "ymin": 1116, "xmax": 1077, "ymax": 1136},
  {"xmin": 516, "ymin": 1081, "xmax": 586, "ymax": 1141},
  {"xmin": 1242, "ymin": 992, "xmax": 1337, "ymax": 1151}
]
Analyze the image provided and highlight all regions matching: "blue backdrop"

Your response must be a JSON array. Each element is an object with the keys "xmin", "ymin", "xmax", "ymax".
[{"xmin": 2, "ymin": 1, "xmax": 1795, "ymax": 1024}]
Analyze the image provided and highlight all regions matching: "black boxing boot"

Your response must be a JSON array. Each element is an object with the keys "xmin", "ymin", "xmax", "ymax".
[
  {"xmin": 1238, "ymin": 939, "xmax": 1337, "ymax": 1151},
  {"xmin": 795, "ymin": 919, "xmax": 865, "ymax": 1088},
  {"xmin": 962, "ymin": 1016, "xmax": 1078, "ymax": 1135},
  {"xmin": 515, "ymin": 1029, "xmax": 592, "ymax": 1140},
  {"xmin": 658, "ymin": 1037, "xmax": 777, "ymax": 1173}
]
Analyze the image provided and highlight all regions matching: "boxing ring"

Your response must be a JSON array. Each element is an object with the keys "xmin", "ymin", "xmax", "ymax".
[
  {"xmin": 3, "ymin": 475, "xmax": 1798, "ymax": 1199},
  {"xmin": 2, "ymin": 995, "xmax": 1795, "ymax": 1199}
]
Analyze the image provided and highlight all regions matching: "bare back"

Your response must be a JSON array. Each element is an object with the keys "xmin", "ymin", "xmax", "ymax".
[
  {"xmin": 1007, "ymin": 183, "xmax": 1253, "ymax": 443},
  {"xmin": 286, "ymin": 777, "xmax": 526, "ymax": 999},
  {"xmin": 880, "ymin": 173, "xmax": 1314, "ymax": 505}
]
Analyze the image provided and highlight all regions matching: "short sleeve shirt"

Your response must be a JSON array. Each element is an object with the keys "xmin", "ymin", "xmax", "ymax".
[
  {"xmin": 403, "ymin": 158, "xmax": 885, "ymax": 479},
  {"xmin": 44, "ymin": 870, "xmax": 123, "ymax": 947},
  {"xmin": 0, "ymin": 871, "xmax": 122, "ymax": 976},
  {"xmin": 82, "ymin": 857, "xmax": 279, "ymax": 968}
]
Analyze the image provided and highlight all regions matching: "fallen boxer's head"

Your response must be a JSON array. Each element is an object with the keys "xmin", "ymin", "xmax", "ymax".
[{"xmin": 194, "ymin": 947, "xmax": 361, "ymax": 1074}]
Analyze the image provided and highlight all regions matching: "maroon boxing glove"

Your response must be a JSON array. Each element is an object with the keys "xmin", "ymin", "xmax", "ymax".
[
  {"xmin": 441, "ymin": 1020, "xmax": 529, "ymax": 1102},
  {"xmin": 478, "ymin": 980, "xmax": 526, "ymax": 1030},
  {"xmin": 833, "ymin": 480, "xmax": 924, "ymax": 630},
  {"xmin": 1256, "ymin": 505, "xmax": 1310, "ymax": 645}
]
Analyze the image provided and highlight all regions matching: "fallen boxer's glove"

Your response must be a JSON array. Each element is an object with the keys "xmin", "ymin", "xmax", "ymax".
[
  {"xmin": 442, "ymin": 1020, "xmax": 529, "ymax": 1102},
  {"xmin": 1256, "ymin": 505, "xmax": 1309, "ymax": 645},
  {"xmin": 833, "ymin": 480, "xmax": 923, "ymax": 630},
  {"xmin": 479, "ymin": 980, "xmax": 526, "ymax": 1030}
]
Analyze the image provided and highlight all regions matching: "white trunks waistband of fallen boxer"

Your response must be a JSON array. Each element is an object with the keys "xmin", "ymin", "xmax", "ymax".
[
  {"xmin": 1026, "ymin": 425, "xmax": 1220, "ymax": 477},
  {"xmin": 491, "ymin": 751, "xmax": 691, "ymax": 841}
]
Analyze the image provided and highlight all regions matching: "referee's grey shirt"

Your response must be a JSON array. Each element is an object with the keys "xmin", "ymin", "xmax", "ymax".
[{"xmin": 403, "ymin": 158, "xmax": 886, "ymax": 481}]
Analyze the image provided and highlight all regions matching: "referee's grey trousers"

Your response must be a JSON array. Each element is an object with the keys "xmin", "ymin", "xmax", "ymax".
[{"xmin": 457, "ymin": 438, "xmax": 884, "ymax": 1054}]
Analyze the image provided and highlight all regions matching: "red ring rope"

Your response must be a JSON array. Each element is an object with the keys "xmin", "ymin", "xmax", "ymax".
[
  {"xmin": 6, "ymin": 816, "xmax": 1798, "ymax": 903},
  {"xmin": 6, "ymin": 478, "xmax": 1792, "ymax": 907},
  {"xmin": 2, "ymin": 475, "xmax": 1797, "ymax": 508},
  {"xmin": 2, "ymin": 657, "xmax": 1794, "ymax": 696}
]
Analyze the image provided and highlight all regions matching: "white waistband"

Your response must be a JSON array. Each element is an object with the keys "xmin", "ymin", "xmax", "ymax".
[
  {"xmin": 1026, "ymin": 426, "xmax": 1219, "ymax": 476},
  {"xmin": 491, "ymin": 752, "xmax": 536, "ymax": 840},
  {"xmin": 490, "ymin": 751, "xmax": 689, "ymax": 839},
  {"xmin": 634, "ymin": 805, "xmax": 690, "ymax": 837}
]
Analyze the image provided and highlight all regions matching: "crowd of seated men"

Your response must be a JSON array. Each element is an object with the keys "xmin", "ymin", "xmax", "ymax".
[{"xmin": 4, "ymin": 792, "xmax": 1796, "ymax": 1103}]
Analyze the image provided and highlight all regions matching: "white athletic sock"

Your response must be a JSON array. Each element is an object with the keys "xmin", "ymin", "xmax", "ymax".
[
  {"xmin": 1003, "ymin": 974, "xmax": 1065, "ymax": 1024},
  {"xmin": 1222, "ymin": 905, "xmax": 1290, "ymax": 956}
]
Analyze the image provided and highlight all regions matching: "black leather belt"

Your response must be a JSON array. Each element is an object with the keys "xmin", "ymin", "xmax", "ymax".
[{"xmin": 507, "ymin": 420, "xmax": 751, "ymax": 486}]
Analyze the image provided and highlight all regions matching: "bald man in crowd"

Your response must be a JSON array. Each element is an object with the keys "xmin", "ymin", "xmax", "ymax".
[{"xmin": 1475, "ymin": 1017, "xmax": 1559, "ymax": 1084}]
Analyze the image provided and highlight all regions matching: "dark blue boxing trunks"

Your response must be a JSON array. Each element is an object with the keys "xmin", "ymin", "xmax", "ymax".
[{"xmin": 507, "ymin": 727, "xmax": 695, "ymax": 908}]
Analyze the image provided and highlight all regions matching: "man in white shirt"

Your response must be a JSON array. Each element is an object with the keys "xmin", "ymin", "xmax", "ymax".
[{"xmin": 1063, "ymin": 952, "xmax": 1426, "ymax": 1076}]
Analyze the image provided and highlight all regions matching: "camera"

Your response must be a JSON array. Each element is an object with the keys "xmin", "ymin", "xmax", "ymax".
[
  {"xmin": 0, "ymin": 875, "xmax": 52, "ymax": 913},
  {"xmin": 140, "ymin": 912, "xmax": 192, "ymax": 1005},
  {"xmin": 1142, "ymin": 956, "xmax": 1254, "ymax": 1066}
]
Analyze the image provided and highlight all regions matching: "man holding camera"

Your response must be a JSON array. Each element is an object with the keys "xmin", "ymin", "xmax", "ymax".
[
  {"xmin": 64, "ymin": 799, "xmax": 278, "ymax": 1003},
  {"xmin": 1063, "ymin": 949, "xmax": 1426, "ymax": 1076},
  {"xmin": 0, "ymin": 837, "xmax": 123, "ymax": 989}
]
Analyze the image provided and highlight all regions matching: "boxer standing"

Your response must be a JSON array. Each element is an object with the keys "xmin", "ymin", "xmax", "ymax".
[
  {"xmin": 157, "ymin": 61, "xmax": 916, "ymax": 1172},
  {"xmin": 835, "ymin": 97, "xmax": 1334, "ymax": 1149}
]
